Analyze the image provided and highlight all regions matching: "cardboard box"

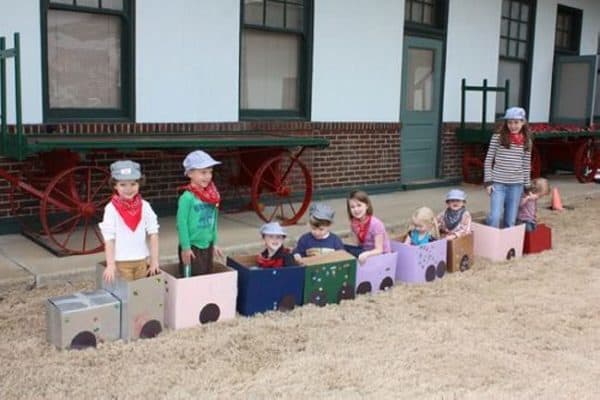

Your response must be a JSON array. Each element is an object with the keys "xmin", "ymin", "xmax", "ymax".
[
  {"xmin": 472, "ymin": 221, "xmax": 525, "ymax": 262},
  {"xmin": 523, "ymin": 223, "xmax": 552, "ymax": 254},
  {"xmin": 302, "ymin": 250, "xmax": 356, "ymax": 306},
  {"xmin": 226, "ymin": 255, "xmax": 305, "ymax": 316},
  {"xmin": 390, "ymin": 237, "xmax": 447, "ymax": 283},
  {"xmin": 46, "ymin": 290, "xmax": 120, "ymax": 350},
  {"xmin": 446, "ymin": 233, "xmax": 474, "ymax": 273},
  {"xmin": 161, "ymin": 262, "xmax": 237, "ymax": 330},
  {"xmin": 96, "ymin": 264, "xmax": 165, "ymax": 341},
  {"xmin": 344, "ymin": 245, "xmax": 397, "ymax": 294}
]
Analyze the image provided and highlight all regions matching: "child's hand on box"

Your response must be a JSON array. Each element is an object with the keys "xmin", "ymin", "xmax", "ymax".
[
  {"xmin": 148, "ymin": 261, "xmax": 160, "ymax": 276},
  {"xmin": 358, "ymin": 252, "xmax": 369, "ymax": 265},
  {"xmin": 181, "ymin": 249, "xmax": 194, "ymax": 265},
  {"xmin": 103, "ymin": 264, "xmax": 116, "ymax": 283},
  {"xmin": 293, "ymin": 254, "xmax": 305, "ymax": 265},
  {"xmin": 213, "ymin": 245, "xmax": 224, "ymax": 260}
]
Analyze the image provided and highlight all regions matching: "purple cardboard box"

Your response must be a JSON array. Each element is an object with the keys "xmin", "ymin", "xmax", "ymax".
[
  {"xmin": 390, "ymin": 237, "xmax": 447, "ymax": 283},
  {"xmin": 354, "ymin": 252, "xmax": 397, "ymax": 295}
]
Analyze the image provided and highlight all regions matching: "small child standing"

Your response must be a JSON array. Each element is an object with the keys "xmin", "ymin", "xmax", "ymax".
[
  {"xmin": 437, "ymin": 189, "xmax": 472, "ymax": 240},
  {"xmin": 293, "ymin": 202, "xmax": 345, "ymax": 264},
  {"xmin": 99, "ymin": 160, "xmax": 159, "ymax": 283},
  {"xmin": 517, "ymin": 177, "xmax": 549, "ymax": 232},
  {"xmin": 403, "ymin": 207, "xmax": 440, "ymax": 246},
  {"xmin": 347, "ymin": 190, "xmax": 391, "ymax": 264},
  {"xmin": 256, "ymin": 222, "xmax": 297, "ymax": 268},
  {"xmin": 484, "ymin": 106, "xmax": 532, "ymax": 228},
  {"xmin": 177, "ymin": 150, "xmax": 223, "ymax": 276}
]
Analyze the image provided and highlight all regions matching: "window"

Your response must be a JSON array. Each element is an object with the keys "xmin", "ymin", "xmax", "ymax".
[
  {"xmin": 554, "ymin": 5, "xmax": 582, "ymax": 55},
  {"xmin": 240, "ymin": 0, "xmax": 312, "ymax": 119},
  {"xmin": 405, "ymin": 0, "xmax": 443, "ymax": 28},
  {"xmin": 496, "ymin": 0, "xmax": 535, "ymax": 114},
  {"xmin": 41, "ymin": 0, "xmax": 134, "ymax": 121}
]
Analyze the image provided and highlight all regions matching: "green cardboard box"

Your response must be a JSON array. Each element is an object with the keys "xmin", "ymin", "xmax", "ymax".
[{"xmin": 302, "ymin": 250, "xmax": 356, "ymax": 306}]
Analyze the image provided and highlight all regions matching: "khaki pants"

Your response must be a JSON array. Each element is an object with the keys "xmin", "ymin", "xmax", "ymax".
[{"xmin": 116, "ymin": 259, "xmax": 148, "ymax": 281}]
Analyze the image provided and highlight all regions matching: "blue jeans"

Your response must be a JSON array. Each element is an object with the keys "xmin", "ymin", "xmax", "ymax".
[
  {"xmin": 486, "ymin": 183, "xmax": 524, "ymax": 228},
  {"xmin": 517, "ymin": 220, "xmax": 537, "ymax": 232}
]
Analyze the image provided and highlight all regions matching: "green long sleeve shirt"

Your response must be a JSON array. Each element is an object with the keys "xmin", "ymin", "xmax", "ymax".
[{"xmin": 176, "ymin": 190, "xmax": 219, "ymax": 250}]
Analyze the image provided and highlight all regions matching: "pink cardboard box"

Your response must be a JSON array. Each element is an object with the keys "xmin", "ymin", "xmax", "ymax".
[
  {"xmin": 354, "ymin": 252, "xmax": 397, "ymax": 295},
  {"xmin": 472, "ymin": 221, "xmax": 525, "ymax": 262},
  {"xmin": 161, "ymin": 263, "xmax": 237, "ymax": 330},
  {"xmin": 390, "ymin": 237, "xmax": 447, "ymax": 283},
  {"xmin": 96, "ymin": 264, "xmax": 165, "ymax": 341}
]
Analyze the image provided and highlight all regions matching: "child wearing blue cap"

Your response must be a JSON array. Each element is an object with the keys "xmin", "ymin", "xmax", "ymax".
[
  {"xmin": 99, "ymin": 160, "xmax": 160, "ymax": 283},
  {"xmin": 292, "ymin": 202, "xmax": 345, "ymax": 264},
  {"xmin": 256, "ymin": 222, "xmax": 297, "ymax": 268},
  {"xmin": 484, "ymin": 107, "xmax": 532, "ymax": 228},
  {"xmin": 177, "ymin": 150, "xmax": 223, "ymax": 276},
  {"xmin": 436, "ymin": 189, "xmax": 472, "ymax": 240}
]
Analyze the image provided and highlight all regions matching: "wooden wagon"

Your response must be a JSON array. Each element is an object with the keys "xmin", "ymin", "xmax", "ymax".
[
  {"xmin": 456, "ymin": 79, "xmax": 600, "ymax": 184},
  {"xmin": 0, "ymin": 33, "xmax": 328, "ymax": 256}
]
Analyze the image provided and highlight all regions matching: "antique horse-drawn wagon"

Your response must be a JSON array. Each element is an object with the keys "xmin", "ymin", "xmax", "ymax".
[
  {"xmin": 457, "ymin": 79, "xmax": 600, "ymax": 184},
  {"xmin": 0, "ymin": 33, "xmax": 328, "ymax": 256}
]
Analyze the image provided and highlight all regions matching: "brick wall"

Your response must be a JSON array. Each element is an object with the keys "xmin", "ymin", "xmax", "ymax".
[
  {"xmin": 439, "ymin": 122, "xmax": 487, "ymax": 181},
  {"xmin": 0, "ymin": 121, "xmax": 402, "ymax": 227}
]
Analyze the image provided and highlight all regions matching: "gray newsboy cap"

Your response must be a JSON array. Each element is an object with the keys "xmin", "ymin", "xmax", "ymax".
[
  {"xmin": 309, "ymin": 202, "xmax": 335, "ymax": 222},
  {"xmin": 183, "ymin": 150, "xmax": 221, "ymax": 175},
  {"xmin": 110, "ymin": 160, "xmax": 141, "ymax": 180},
  {"xmin": 502, "ymin": 106, "xmax": 526, "ymax": 120},
  {"xmin": 259, "ymin": 222, "xmax": 287, "ymax": 237}
]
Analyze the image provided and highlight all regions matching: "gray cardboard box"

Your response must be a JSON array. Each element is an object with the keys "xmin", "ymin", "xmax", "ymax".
[
  {"xmin": 46, "ymin": 290, "xmax": 120, "ymax": 350},
  {"xmin": 96, "ymin": 264, "xmax": 165, "ymax": 341}
]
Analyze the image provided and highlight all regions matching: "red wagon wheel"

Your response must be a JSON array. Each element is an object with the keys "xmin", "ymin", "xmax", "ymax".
[
  {"xmin": 573, "ymin": 139, "xmax": 597, "ymax": 183},
  {"xmin": 251, "ymin": 154, "xmax": 313, "ymax": 226},
  {"xmin": 40, "ymin": 166, "xmax": 112, "ymax": 255}
]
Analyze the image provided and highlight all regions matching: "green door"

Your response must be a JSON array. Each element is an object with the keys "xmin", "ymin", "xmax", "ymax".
[{"xmin": 400, "ymin": 36, "xmax": 443, "ymax": 182}]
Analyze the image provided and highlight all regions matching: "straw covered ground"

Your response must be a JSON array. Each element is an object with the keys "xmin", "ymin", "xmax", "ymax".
[{"xmin": 1, "ymin": 196, "xmax": 599, "ymax": 400}]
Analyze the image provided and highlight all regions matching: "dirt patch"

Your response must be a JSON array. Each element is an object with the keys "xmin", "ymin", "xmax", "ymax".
[{"xmin": 1, "ymin": 197, "xmax": 599, "ymax": 399}]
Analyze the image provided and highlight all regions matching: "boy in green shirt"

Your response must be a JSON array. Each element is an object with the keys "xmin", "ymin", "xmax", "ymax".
[{"xmin": 177, "ymin": 150, "xmax": 223, "ymax": 276}]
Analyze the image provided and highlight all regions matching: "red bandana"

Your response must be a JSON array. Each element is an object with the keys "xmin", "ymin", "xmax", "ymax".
[
  {"xmin": 256, "ymin": 247, "xmax": 290, "ymax": 268},
  {"xmin": 351, "ymin": 215, "xmax": 372, "ymax": 244},
  {"xmin": 111, "ymin": 193, "xmax": 142, "ymax": 231},
  {"xmin": 509, "ymin": 133, "xmax": 525, "ymax": 145},
  {"xmin": 184, "ymin": 182, "xmax": 221, "ymax": 207}
]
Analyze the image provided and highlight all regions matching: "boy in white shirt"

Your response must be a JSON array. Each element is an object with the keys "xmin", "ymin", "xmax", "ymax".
[{"xmin": 99, "ymin": 160, "xmax": 160, "ymax": 283}]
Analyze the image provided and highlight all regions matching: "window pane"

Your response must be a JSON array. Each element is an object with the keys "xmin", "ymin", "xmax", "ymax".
[
  {"xmin": 500, "ymin": 38, "xmax": 508, "ymax": 56},
  {"xmin": 411, "ymin": 2, "xmax": 422, "ymax": 23},
  {"xmin": 241, "ymin": 30, "xmax": 300, "ymax": 110},
  {"xmin": 556, "ymin": 62, "xmax": 591, "ymax": 119},
  {"xmin": 502, "ymin": 0, "xmax": 510, "ymax": 17},
  {"xmin": 407, "ymin": 48, "xmax": 434, "ymax": 111},
  {"xmin": 496, "ymin": 60, "xmax": 523, "ymax": 113},
  {"xmin": 519, "ymin": 23, "xmax": 527, "ymax": 40},
  {"xmin": 517, "ymin": 42, "xmax": 527, "ymax": 59},
  {"xmin": 286, "ymin": 3, "xmax": 303, "ymax": 30},
  {"xmin": 520, "ymin": 3, "xmax": 529, "ymax": 22},
  {"xmin": 265, "ymin": 1, "xmax": 284, "ymax": 28},
  {"xmin": 51, "ymin": 0, "xmax": 74, "ymax": 4},
  {"xmin": 509, "ymin": 21, "xmax": 518, "ymax": 39},
  {"xmin": 501, "ymin": 19, "xmax": 508, "ymax": 36},
  {"xmin": 510, "ymin": 1, "xmax": 520, "ymax": 19},
  {"xmin": 594, "ymin": 71, "xmax": 600, "ymax": 117},
  {"xmin": 423, "ymin": 4, "xmax": 433, "ymax": 25},
  {"xmin": 245, "ymin": 0, "xmax": 263, "ymax": 25},
  {"xmin": 47, "ymin": 9, "xmax": 121, "ymax": 108},
  {"xmin": 101, "ymin": 0, "xmax": 123, "ymax": 10},
  {"xmin": 509, "ymin": 40, "xmax": 517, "ymax": 57},
  {"xmin": 77, "ymin": 0, "xmax": 99, "ymax": 7}
]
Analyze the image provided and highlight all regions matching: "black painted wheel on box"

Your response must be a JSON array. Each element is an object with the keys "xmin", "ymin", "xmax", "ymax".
[
  {"xmin": 425, "ymin": 265, "xmax": 436, "ymax": 282},
  {"xmin": 356, "ymin": 281, "xmax": 372, "ymax": 295},
  {"xmin": 379, "ymin": 277, "xmax": 394, "ymax": 291},
  {"xmin": 506, "ymin": 248, "xmax": 516, "ymax": 260},
  {"xmin": 309, "ymin": 290, "xmax": 327, "ymax": 307},
  {"xmin": 278, "ymin": 294, "xmax": 296, "ymax": 311},
  {"xmin": 70, "ymin": 331, "xmax": 97, "ymax": 350},
  {"xmin": 436, "ymin": 261, "xmax": 446, "ymax": 278},
  {"xmin": 337, "ymin": 285, "xmax": 355, "ymax": 303},
  {"xmin": 459, "ymin": 255, "xmax": 470, "ymax": 272},
  {"xmin": 140, "ymin": 320, "xmax": 162, "ymax": 339},
  {"xmin": 199, "ymin": 303, "xmax": 221, "ymax": 324}
]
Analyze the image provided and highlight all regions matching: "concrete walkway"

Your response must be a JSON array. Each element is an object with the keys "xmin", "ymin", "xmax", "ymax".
[{"xmin": 1, "ymin": 175, "xmax": 598, "ymax": 289}]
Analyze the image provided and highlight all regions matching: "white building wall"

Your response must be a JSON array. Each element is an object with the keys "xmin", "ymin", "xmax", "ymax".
[
  {"xmin": 0, "ymin": 1, "xmax": 43, "ymax": 124},
  {"xmin": 136, "ymin": 0, "xmax": 239, "ymax": 122},
  {"xmin": 311, "ymin": 0, "xmax": 404, "ymax": 122},
  {"xmin": 443, "ymin": 0, "xmax": 503, "ymax": 123}
]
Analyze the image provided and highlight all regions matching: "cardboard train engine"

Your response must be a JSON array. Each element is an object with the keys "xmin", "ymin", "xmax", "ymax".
[{"xmin": 46, "ymin": 222, "xmax": 551, "ymax": 350}]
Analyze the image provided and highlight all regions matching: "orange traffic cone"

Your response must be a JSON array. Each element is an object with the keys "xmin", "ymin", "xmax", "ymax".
[{"xmin": 551, "ymin": 187, "xmax": 564, "ymax": 211}]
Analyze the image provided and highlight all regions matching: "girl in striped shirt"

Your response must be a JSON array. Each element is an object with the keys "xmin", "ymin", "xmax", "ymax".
[{"xmin": 484, "ymin": 107, "xmax": 532, "ymax": 228}]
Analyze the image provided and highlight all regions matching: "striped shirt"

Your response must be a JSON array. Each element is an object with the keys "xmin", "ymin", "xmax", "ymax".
[{"xmin": 484, "ymin": 134, "xmax": 531, "ymax": 187}]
